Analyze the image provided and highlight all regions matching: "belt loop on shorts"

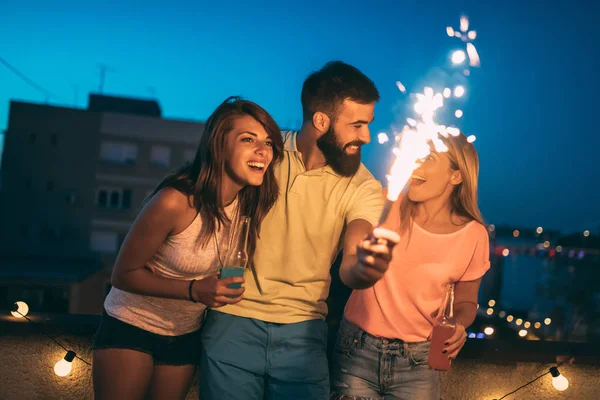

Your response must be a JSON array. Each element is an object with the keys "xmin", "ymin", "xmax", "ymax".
[{"xmin": 402, "ymin": 342, "xmax": 409, "ymax": 358}]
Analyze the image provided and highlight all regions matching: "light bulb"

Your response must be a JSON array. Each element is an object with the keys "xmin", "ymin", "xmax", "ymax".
[
  {"xmin": 550, "ymin": 367, "xmax": 569, "ymax": 391},
  {"xmin": 54, "ymin": 351, "xmax": 76, "ymax": 377},
  {"xmin": 11, "ymin": 301, "xmax": 29, "ymax": 318}
]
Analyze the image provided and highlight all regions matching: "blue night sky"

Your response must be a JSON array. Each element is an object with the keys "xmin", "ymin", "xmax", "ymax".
[{"xmin": 1, "ymin": 0, "xmax": 598, "ymax": 234}]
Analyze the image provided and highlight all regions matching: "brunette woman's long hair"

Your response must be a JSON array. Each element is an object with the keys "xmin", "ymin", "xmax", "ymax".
[{"xmin": 147, "ymin": 96, "xmax": 284, "ymax": 262}]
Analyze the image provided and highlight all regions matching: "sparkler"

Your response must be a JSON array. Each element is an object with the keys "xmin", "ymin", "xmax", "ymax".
[{"xmin": 375, "ymin": 15, "xmax": 481, "ymax": 228}]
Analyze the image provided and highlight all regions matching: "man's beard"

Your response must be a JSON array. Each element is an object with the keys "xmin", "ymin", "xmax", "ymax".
[{"xmin": 316, "ymin": 125, "xmax": 364, "ymax": 177}]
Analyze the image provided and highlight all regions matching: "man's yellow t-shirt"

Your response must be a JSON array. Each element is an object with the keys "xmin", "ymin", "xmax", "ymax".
[{"xmin": 218, "ymin": 131, "xmax": 384, "ymax": 323}]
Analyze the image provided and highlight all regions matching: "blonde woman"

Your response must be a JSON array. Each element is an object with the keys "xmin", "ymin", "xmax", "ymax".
[{"xmin": 332, "ymin": 133, "xmax": 490, "ymax": 399}]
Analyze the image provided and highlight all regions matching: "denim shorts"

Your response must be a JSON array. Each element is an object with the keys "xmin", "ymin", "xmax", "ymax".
[
  {"xmin": 330, "ymin": 318, "xmax": 440, "ymax": 400},
  {"xmin": 92, "ymin": 310, "xmax": 202, "ymax": 366}
]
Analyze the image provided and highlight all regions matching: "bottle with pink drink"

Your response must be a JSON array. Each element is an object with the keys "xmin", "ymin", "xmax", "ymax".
[{"xmin": 428, "ymin": 283, "xmax": 456, "ymax": 371}]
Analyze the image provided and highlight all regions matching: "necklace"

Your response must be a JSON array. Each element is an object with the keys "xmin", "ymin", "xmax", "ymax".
[{"xmin": 212, "ymin": 199, "xmax": 240, "ymax": 268}]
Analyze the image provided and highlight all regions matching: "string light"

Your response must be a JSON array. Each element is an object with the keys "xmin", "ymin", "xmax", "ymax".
[
  {"xmin": 486, "ymin": 308, "xmax": 494, "ymax": 315},
  {"xmin": 550, "ymin": 367, "xmax": 569, "ymax": 391},
  {"xmin": 484, "ymin": 326, "xmax": 495, "ymax": 335},
  {"xmin": 518, "ymin": 329, "xmax": 528, "ymax": 337},
  {"xmin": 54, "ymin": 351, "xmax": 76, "ymax": 377},
  {"xmin": 583, "ymin": 230, "xmax": 590, "ymax": 237},
  {"xmin": 11, "ymin": 301, "xmax": 29, "ymax": 318},
  {"xmin": 516, "ymin": 318, "xmax": 523, "ymax": 326},
  {"xmin": 10, "ymin": 303, "xmax": 91, "ymax": 376},
  {"xmin": 493, "ymin": 365, "xmax": 570, "ymax": 399},
  {"xmin": 506, "ymin": 315, "xmax": 514, "ymax": 322},
  {"xmin": 488, "ymin": 299, "xmax": 496, "ymax": 307},
  {"xmin": 544, "ymin": 318, "xmax": 552, "ymax": 325}
]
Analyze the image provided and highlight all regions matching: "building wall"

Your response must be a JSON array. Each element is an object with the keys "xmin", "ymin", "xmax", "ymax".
[
  {"xmin": 0, "ymin": 99, "xmax": 204, "ymax": 315},
  {"xmin": 0, "ymin": 102, "xmax": 101, "ymax": 258}
]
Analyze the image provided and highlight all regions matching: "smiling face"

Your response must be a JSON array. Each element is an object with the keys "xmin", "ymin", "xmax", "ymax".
[
  {"xmin": 223, "ymin": 115, "xmax": 274, "ymax": 189},
  {"xmin": 316, "ymin": 99, "xmax": 375, "ymax": 176},
  {"xmin": 408, "ymin": 147, "xmax": 463, "ymax": 204}
]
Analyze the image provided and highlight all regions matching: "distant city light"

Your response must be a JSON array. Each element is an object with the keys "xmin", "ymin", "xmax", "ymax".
[
  {"xmin": 468, "ymin": 332, "xmax": 476, "ymax": 338},
  {"xmin": 518, "ymin": 329, "xmax": 528, "ymax": 337}
]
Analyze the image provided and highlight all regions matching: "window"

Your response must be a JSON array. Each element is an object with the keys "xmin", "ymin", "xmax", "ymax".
[
  {"xmin": 183, "ymin": 149, "xmax": 195, "ymax": 166},
  {"xmin": 90, "ymin": 231, "xmax": 118, "ymax": 253},
  {"xmin": 100, "ymin": 141, "xmax": 138, "ymax": 164},
  {"xmin": 150, "ymin": 145, "xmax": 171, "ymax": 167},
  {"xmin": 96, "ymin": 187, "xmax": 133, "ymax": 210}
]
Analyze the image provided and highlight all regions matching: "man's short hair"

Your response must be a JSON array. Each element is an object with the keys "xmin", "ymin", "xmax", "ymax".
[{"xmin": 301, "ymin": 61, "xmax": 380, "ymax": 122}]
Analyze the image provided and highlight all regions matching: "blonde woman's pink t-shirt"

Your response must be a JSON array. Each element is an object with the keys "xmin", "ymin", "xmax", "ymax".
[{"xmin": 344, "ymin": 202, "xmax": 491, "ymax": 342}]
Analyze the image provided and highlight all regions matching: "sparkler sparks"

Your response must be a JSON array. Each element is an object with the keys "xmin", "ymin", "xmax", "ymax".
[{"xmin": 376, "ymin": 15, "xmax": 482, "ymax": 227}]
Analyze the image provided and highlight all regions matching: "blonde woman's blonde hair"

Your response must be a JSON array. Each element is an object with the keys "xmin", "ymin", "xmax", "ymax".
[{"xmin": 399, "ymin": 133, "xmax": 486, "ymax": 239}]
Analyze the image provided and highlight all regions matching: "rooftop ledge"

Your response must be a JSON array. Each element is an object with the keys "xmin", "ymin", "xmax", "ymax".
[{"xmin": 1, "ymin": 313, "xmax": 599, "ymax": 400}]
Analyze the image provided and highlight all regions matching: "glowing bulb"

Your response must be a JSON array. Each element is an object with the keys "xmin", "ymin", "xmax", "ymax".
[
  {"xmin": 488, "ymin": 299, "xmax": 496, "ymax": 307},
  {"xmin": 556, "ymin": 245, "xmax": 563, "ymax": 252},
  {"xmin": 507, "ymin": 315, "xmax": 514, "ymax": 322},
  {"xmin": 550, "ymin": 367, "xmax": 569, "ymax": 391},
  {"xmin": 486, "ymin": 308, "xmax": 494, "ymax": 315},
  {"xmin": 499, "ymin": 311, "xmax": 506, "ymax": 318},
  {"xmin": 454, "ymin": 109, "xmax": 463, "ymax": 118},
  {"xmin": 544, "ymin": 241, "xmax": 550, "ymax": 248},
  {"xmin": 468, "ymin": 332, "xmax": 476, "ymax": 338},
  {"xmin": 516, "ymin": 318, "xmax": 523, "ymax": 326},
  {"xmin": 536, "ymin": 226, "xmax": 543, "ymax": 234},
  {"xmin": 451, "ymin": 50, "xmax": 467, "ymax": 64},
  {"xmin": 502, "ymin": 248, "xmax": 510, "ymax": 257},
  {"xmin": 524, "ymin": 321, "xmax": 531, "ymax": 328},
  {"xmin": 11, "ymin": 301, "xmax": 29, "ymax": 318},
  {"xmin": 443, "ymin": 88, "xmax": 451, "ymax": 98},
  {"xmin": 518, "ymin": 329, "xmax": 528, "ymax": 337},
  {"xmin": 54, "ymin": 351, "xmax": 76, "ymax": 377},
  {"xmin": 544, "ymin": 318, "xmax": 552, "ymax": 325},
  {"xmin": 583, "ymin": 230, "xmax": 590, "ymax": 237},
  {"xmin": 454, "ymin": 85, "xmax": 465, "ymax": 97},
  {"xmin": 378, "ymin": 132, "xmax": 389, "ymax": 144},
  {"xmin": 513, "ymin": 230, "xmax": 520, "ymax": 237},
  {"xmin": 466, "ymin": 135, "xmax": 476, "ymax": 143},
  {"xmin": 484, "ymin": 327, "xmax": 494, "ymax": 335},
  {"xmin": 534, "ymin": 322, "xmax": 541, "ymax": 329}
]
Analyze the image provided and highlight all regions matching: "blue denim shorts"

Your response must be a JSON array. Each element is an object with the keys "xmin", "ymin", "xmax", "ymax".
[
  {"xmin": 330, "ymin": 318, "xmax": 440, "ymax": 400},
  {"xmin": 92, "ymin": 310, "xmax": 202, "ymax": 366}
]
